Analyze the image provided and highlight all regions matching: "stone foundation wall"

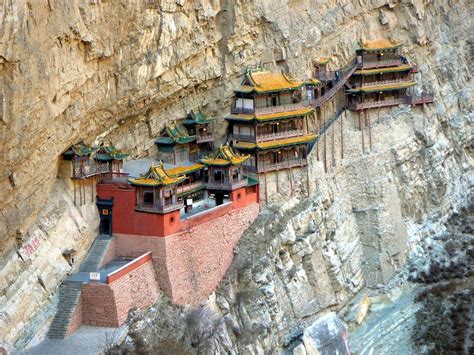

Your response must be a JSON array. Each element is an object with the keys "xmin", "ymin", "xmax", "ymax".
[
  {"xmin": 81, "ymin": 257, "xmax": 159, "ymax": 327},
  {"xmin": 115, "ymin": 202, "xmax": 260, "ymax": 305}
]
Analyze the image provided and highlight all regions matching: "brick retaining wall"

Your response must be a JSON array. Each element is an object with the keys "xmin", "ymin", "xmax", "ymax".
[
  {"xmin": 115, "ymin": 202, "xmax": 260, "ymax": 305},
  {"xmin": 81, "ymin": 257, "xmax": 159, "ymax": 327}
]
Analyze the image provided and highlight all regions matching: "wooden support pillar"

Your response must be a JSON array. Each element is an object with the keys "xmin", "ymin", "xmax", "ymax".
[
  {"xmin": 340, "ymin": 112, "xmax": 344, "ymax": 159},
  {"xmin": 289, "ymin": 167, "xmax": 294, "ymax": 196},
  {"xmin": 316, "ymin": 116, "xmax": 320, "ymax": 161},
  {"xmin": 324, "ymin": 131, "xmax": 327, "ymax": 173},
  {"xmin": 377, "ymin": 106, "xmax": 380, "ymax": 124},
  {"xmin": 361, "ymin": 111, "xmax": 365, "ymax": 154},
  {"xmin": 73, "ymin": 179, "xmax": 77, "ymax": 206},
  {"xmin": 264, "ymin": 172, "xmax": 268, "ymax": 205},
  {"xmin": 368, "ymin": 109, "xmax": 372, "ymax": 151},
  {"xmin": 306, "ymin": 164, "xmax": 310, "ymax": 197},
  {"xmin": 331, "ymin": 124, "xmax": 336, "ymax": 167},
  {"xmin": 276, "ymin": 168, "xmax": 279, "ymax": 193}
]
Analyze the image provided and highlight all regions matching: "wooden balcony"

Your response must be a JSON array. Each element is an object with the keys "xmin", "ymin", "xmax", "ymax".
[
  {"xmin": 257, "ymin": 158, "xmax": 308, "ymax": 173},
  {"xmin": 177, "ymin": 181, "xmax": 205, "ymax": 195},
  {"xmin": 206, "ymin": 179, "xmax": 247, "ymax": 191},
  {"xmin": 255, "ymin": 101, "xmax": 309, "ymax": 116},
  {"xmin": 196, "ymin": 133, "xmax": 214, "ymax": 143},
  {"xmin": 231, "ymin": 133, "xmax": 255, "ymax": 142},
  {"xmin": 231, "ymin": 107, "xmax": 255, "ymax": 114},
  {"xmin": 406, "ymin": 94, "xmax": 434, "ymax": 105},
  {"xmin": 315, "ymin": 71, "xmax": 336, "ymax": 81},
  {"xmin": 73, "ymin": 162, "xmax": 110, "ymax": 179},
  {"xmin": 360, "ymin": 59, "xmax": 403, "ymax": 69},
  {"xmin": 256, "ymin": 129, "xmax": 304, "ymax": 143},
  {"xmin": 136, "ymin": 201, "xmax": 184, "ymax": 214},
  {"xmin": 352, "ymin": 78, "xmax": 411, "ymax": 89},
  {"xmin": 347, "ymin": 98, "xmax": 405, "ymax": 111}
]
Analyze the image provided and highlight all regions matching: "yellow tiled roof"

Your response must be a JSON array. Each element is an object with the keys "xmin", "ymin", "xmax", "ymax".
[
  {"xmin": 354, "ymin": 64, "xmax": 413, "ymax": 75},
  {"xmin": 305, "ymin": 78, "xmax": 322, "ymax": 86},
  {"xmin": 236, "ymin": 70, "xmax": 304, "ymax": 94},
  {"xmin": 234, "ymin": 135, "xmax": 318, "ymax": 151},
  {"xmin": 256, "ymin": 107, "xmax": 314, "ymax": 121},
  {"xmin": 129, "ymin": 162, "xmax": 186, "ymax": 187},
  {"xmin": 200, "ymin": 145, "xmax": 250, "ymax": 166},
  {"xmin": 166, "ymin": 163, "xmax": 204, "ymax": 176},
  {"xmin": 348, "ymin": 81, "xmax": 416, "ymax": 93},
  {"xmin": 315, "ymin": 57, "xmax": 330, "ymax": 64},
  {"xmin": 360, "ymin": 39, "xmax": 401, "ymax": 51},
  {"xmin": 257, "ymin": 134, "xmax": 317, "ymax": 150}
]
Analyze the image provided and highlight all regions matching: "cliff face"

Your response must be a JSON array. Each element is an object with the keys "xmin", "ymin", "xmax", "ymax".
[{"xmin": 0, "ymin": 0, "xmax": 472, "ymax": 350}]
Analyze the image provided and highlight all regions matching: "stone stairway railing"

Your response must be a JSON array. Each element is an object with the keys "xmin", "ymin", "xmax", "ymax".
[
  {"xmin": 48, "ymin": 234, "xmax": 115, "ymax": 339},
  {"xmin": 47, "ymin": 282, "xmax": 82, "ymax": 339},
  {"xmin": 79, "ymin": 235, "xmax": 114, "ymax": 272}
]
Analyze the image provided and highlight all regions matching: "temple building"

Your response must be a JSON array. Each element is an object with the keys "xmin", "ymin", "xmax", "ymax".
[
  {"xmin": 226, "ymin": 69, "xmax": 317, "ymax": 173},
  {"xmin": 94, "ymin": 143, "xmax": 129, "ymax": 175},
  {"xmin": 182, "ymin": 110, "xmax": 215, "ymax": 156},
  {"xmin": 128, "ymin": 163, "xmax": 186, "ymax": 214},
  {"xmin": 346, "ymin": 39, "xmax": 433, "ymax": 110},
  {"xmin": 155, "ymin": 122, "xmax": 196, "ymax": 164},
  {"xmin": 200, "ymin": 145, "xmax": 253, "ymax": 205},
  {"xmin": 62, "ymin": 142, "xmax": 102, "ymax": 179}
]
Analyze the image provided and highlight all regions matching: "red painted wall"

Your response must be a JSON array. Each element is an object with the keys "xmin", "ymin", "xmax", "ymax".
[
  {"xmin": 97, "ymin": 182, "xmax": 259, "ymax": 238},
  {"xmin": 97, "ymin": 184, "xmax": 181, "ymax": 237}
]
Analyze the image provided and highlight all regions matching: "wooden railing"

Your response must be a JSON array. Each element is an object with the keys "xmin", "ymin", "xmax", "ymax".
[
  {"xmin": 406, "ymin": 94, "xmax": 434, "ymax": 105},
  {"xmin": 136, "ymin": 201, "xmax": 184, "ymax": 214},
  {"xmin": 360, "ymin": 59, "xmax": 402, "ymax": 69},
  {"xmin": 255, "ymin": 101, "xmax": 309, "ymax": 116},
  {"xmin": 177, "ymin": 181, "xmax": 205, "ymax": 195},
  {"xmin": 256, "ymin": 129, "xmax": 304, "ymax": 142},
  {"xmin": 347, "ymin": 99, "xmax": 405, "ymax": 110},
  {"xmin": 231, "ymin": 133, "xmax": 255, "ymax": 141},
  {"xmin": 73, "ymin": 162, "xmax": 110, "ymax": 179},
  {"xmin": 206, "ymin": 179, "xmax": 247, "ymax": 191},
  {"xmin": 196, "ymin": 133, "xmax": 213, "ymax": 143},
  {"xmin": 231, "ymin": 107, "xmax": 255, "ymax": 114},
  {"xmin": 353, "ymin": 78, "xmax": 412, "ymax": 89},
  {"xmin": 316, "ymin": 71, "xmax": 336, "ymax": 81},
  {"xmin": 257, "ymin": 158, "xmax": 307, "ymax": 173}
]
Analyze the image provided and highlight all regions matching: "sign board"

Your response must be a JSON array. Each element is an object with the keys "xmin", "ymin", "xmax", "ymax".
[
  {"xmin": 89, "ymin": 272, "xmax": 100, "ymax": 281},
  {"xmin": 186, "ymin": 198, "xmax": 193, "ymax": 206}
]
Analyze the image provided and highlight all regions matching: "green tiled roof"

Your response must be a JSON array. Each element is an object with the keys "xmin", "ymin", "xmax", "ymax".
[
  {"xmin": 155, "ymin": 122, "xmax": 196, "ymax": 145},
  {"xmin": 94, "ymin": 144, "xmax": 129, "ymax": 161},
  {"xmin": 63, "ymin": 142, "xmax": 96, "ymax": 157}
]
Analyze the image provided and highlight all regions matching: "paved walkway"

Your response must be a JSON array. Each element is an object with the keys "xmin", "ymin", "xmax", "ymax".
[{"xmin": 24, "ymin": 325, "xmax": 128, "ymax": 355}]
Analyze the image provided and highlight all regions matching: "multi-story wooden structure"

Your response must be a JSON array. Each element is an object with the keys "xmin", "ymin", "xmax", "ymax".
[
  {"xmin": 95, "ymin": 144, "xmax": 129, "ymax": 175},
  {"xmin": 200, "ymin": 145, "xmax": 251, "ymax": 204},
  {"xmin": 128, "ymin": 163, "xmax": 186, "ymax": 214},
  {"xmin": 183, "ymin": 110, "xmax": 215, "ymax": 148},
  {"xmin": 226, "ymin": 69, "xmax": 317, "ymax": 173},
  {"xmin": 347, "ymin": 39, "xmax": 433, "ymax": 110},
  {"xmin": 155, "ymin": 122, "xmax": 196, "ymax": 164}
]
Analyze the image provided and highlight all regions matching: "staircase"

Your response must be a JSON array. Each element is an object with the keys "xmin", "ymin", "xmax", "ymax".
[
  {"xmin": 47, "ymin": 282, "xmax": 83, "ymax": 339},
  {"xmin": 310, "ymin": 63, "xmax": 358, "ymax": 108},
  {"xmin": 79, "ymin": 235, "xmax": 114, "ymax": 272}
]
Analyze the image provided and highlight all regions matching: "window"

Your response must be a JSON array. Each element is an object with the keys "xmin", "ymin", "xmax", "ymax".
[
  {"xmin": 232, "ymin": 169, "xmax": 239, "ymax": 181},
  {"xmin": 143, "ymin": 191, "xmax": 154, "ymax": 205},
  {"xmin": 213, "ymin": 170, "xmax": 224, "ymax": 182},
  {"xmin": 272, "ymin": 96, "xmax": 278, "ymax": 106}
]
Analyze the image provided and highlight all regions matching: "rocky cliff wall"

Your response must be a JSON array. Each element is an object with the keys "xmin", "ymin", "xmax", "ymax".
[{"xmin": 0, "ymin": 0, "xmax": 472, "ymax": 350}]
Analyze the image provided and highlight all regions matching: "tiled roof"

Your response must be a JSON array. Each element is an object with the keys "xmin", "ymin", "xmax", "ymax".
[
  {"xmin": 359, "ymin": 39, "xmax": 401, "ymax": 51},
  {"xmin": 183, "ymin": 110, "xmax": 215, "ymax": 125},
  {"xmin": 200, "ymin": 145, "xmax": 250, "ymax": 166},
  {"xmin": 155, "ymin": 122, "xmax": 195, "ymax": 145},
  {"xmin": 225, "ymin": 107, "xmax": 314, "ymax": 123},
  {"xmin": 166, "ymin": 163, "xmax": 204, "ymax": 176},
  {"xmin": 236, "ymin": 70, "xmax": 304, "ymax": 94},
  {"xmin": 315, "ymin": 57, "xmax": 330, "ymax": 65},
  {"xmin": 94, "ymin": 144, "xmax": 129, "ymax": 161},
  {"xmin": 128, "ymin": 162, "xmax": 186, "ymax": 187},
  {"xmin": 63, "ymin": 142, "xmax": 96, "ymax": 157},
  {"xmin": 347, "ymin": 81, "xmax": 416, "ymax": 93},
  {"xmin": 354, "ymin": 64, "xmax": 413, "ymax": 75},
  {"xmin": 234, "ymin": 134, "xmax": 317, "ymax": 151}
]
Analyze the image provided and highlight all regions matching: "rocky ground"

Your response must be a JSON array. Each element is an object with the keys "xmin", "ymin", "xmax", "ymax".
[{"xmin": 349, "ymin": 202, "xmax": 474, "ymax": 355}]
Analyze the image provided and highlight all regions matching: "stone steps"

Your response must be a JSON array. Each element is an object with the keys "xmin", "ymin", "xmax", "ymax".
[
  {"xmin": 47, "ymin": 282, "xmax": 82, "ymax": 339},
  {"xmin": 79, "ymin": 236, "xmax": 114, "ymax": 272}
]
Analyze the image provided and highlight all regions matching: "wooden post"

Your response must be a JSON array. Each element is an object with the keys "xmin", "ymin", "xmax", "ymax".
[
  {"xmin": 289, "ymin": 167, "xmax": 294, "ymax": 196},
  {"xmin": 361, "ymin": 112, "xmax": 365, "ymax": 154},
  {"xmin": 306, "ymin": 163, "xmax": 310, "ymax": 197},
  {"xmin": 264, "ymin": 172, "xmax": 268, "ymax": 205},
  {"xmin": 73, "ymin": 179, "xmax": 76, "ymax": 206},
  {"xmin": 316, "ymin": 115, "xmax": 320, "ymax": 161},
  {"xmin": 276, "ymin": 167, "xmax": 279, "ymax": 193},
  {"xmin": 377, "ymin": 105, "xmax": 380, "ymax": 124},
  {"xmin": 331, "ymin": 124, "xmax": 336, "ymax": 167},
  {"xmin": 368, "ymin": 109, "xmax": 372, "ymax": 151},
  {"xmin": 323, "ymin": 131, "xmax": 327, "ymax": 173},
  {"xmin": 340, "ymin": 112, "xmax": 344, "ymax": 159}
]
